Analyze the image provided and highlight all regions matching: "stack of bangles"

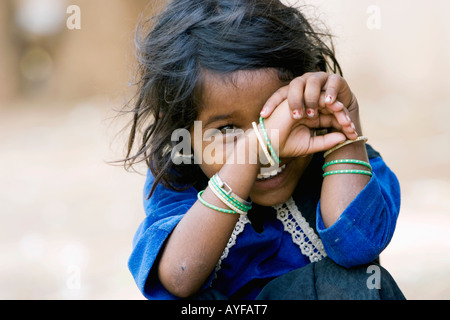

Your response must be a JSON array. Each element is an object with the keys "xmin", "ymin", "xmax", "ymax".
[
  {"xmin": 252, "ymin": 117, "xmax": 281, "ymax": 166},
  {"xmin": 198, "ymin": 117, "xmax": 281, "ymax": 215},
  {"xmin": 322, "ymin": 136, "xmax": 373, "ymax": 178},
  {"xmin": 198, "ymin": 174, "xmax": 252, "ymax": 215}
]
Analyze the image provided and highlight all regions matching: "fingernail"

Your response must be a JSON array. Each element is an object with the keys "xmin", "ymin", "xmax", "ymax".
[
  {"xmin": 260, "ymin": 108, "xmax": 267, "ymax": 116},
  {"xmin": 346, "ymin": 115, "xmax": 351, "ymax": 122},
  {"xmin": 293, "ymin": 110, "xmax": 302, "ymax": 119},
  {"xmin": 351, "ymin": 122, "xmax": 356, "ymax": 130},
  {"xmin": 306, "ymin": 108, "xmax": 315, "ymax": 118},
  {"xmin": 325, "ymin": 95, "xmax": 333, "ymax": 104}
]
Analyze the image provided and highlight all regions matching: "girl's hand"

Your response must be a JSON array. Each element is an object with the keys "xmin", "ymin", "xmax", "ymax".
[
  {"xmin": 260, "ymin": 72, "xmax": 359, "ymax": 140},
  {"xmin": 262, "ymin": 99, "xmax": 347, "ymax": 158}
]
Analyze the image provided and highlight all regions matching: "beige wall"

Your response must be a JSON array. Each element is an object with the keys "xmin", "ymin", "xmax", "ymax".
[{"xmin": 0, "ymin": 0, "xmax": 153, "ymax": 102}]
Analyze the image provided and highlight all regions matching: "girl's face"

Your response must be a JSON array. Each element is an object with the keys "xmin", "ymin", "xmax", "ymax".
[{"xmin": 191, "ymin": 69, "xmax": 312, "ymax": 206}]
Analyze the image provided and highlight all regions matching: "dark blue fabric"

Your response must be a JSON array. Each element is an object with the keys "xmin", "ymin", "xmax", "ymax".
[
  {"xmin": 192, "ymin": 258, "xmax": 406, "ymax": 300},
  {"xmin": 128, "ymin": 146, "xmax": 401, "ymax": 300},
  {"xmin": 255, "ymin": 257, "xmax": 405, "ymax": 300},
  {"xmin": 316, "ymin": 157, "xmax": 401, "ymax": 268},
  {"xmin": 128, "ymin": 175, "xmax": 197, "ymax": 300}
]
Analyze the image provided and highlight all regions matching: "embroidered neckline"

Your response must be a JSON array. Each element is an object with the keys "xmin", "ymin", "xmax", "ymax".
[
  {"xmin": 214, "ymin": 197, "xmax": 326, "ymax": 277},
  {"xmin": 274, "ymin": 197, "xmax": 327, "ymax": 263}
]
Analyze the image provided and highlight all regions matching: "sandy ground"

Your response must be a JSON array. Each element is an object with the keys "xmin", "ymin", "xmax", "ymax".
[
  {"xmin": 0, "ymin": 97, "xmax": 145, "ymax": 299},
  {"xmin": 1, "ymin": 94, "xmax": 449, "ymax": 300}
]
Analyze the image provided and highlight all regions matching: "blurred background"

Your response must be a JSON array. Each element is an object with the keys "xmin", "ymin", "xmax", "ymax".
[{"xmin": 0, "ymin": 0, "xmax": 449, "ymax": 300}]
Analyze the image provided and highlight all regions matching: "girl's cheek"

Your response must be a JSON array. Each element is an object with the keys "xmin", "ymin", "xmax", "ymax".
[
  {"xmin": 195, "ymin": 133, "xmax": 249, "ymax": 177},
  {"xmin": 195, "ymin": 141, "xmax": 226, "ymax": 178}
]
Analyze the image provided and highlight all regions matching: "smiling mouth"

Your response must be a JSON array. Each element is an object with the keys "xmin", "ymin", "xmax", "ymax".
[{"xmin": 256, "ymin": 164, "xmax": 287, "ymax": 181}]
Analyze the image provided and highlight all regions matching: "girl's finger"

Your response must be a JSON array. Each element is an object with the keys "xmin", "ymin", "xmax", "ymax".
[
  {"xmin": 325, "ymin": 108, "xmax": 358, "ymax": 140},
  {"xmin": 315, "ymin": 113, "xmax": 343, "ymax": 130},
  {"xmin": 260, "ymin": 86, "xmax": 289, "ymax": 118},
  {"xmin": 306, "ymin": 132, "xmax": 346, "ymax": 155},
  {"xmin": 287, "ymin": 77, "xmax": 307, "ymax": 119},
  {"xmin": 323, "ymin": 74, "xmax": 352, "ymax": 107},
  {"xmin": 316, "ymin": 92, "xmax": 356, "ymax": 139},
  {"xmin": 303, "ymin": 72, "xmax": 328, "ymax": 119},
  {"xmin": 318, "ymin": 92, "xmax": 344, "ymax": 113},
  {"xmin": 311, "ymin": 102, "xmax": 357, "ymax": 140},
  {"xmin": 327, "ymin": 104, "xmax": 358, "ymax": 139},
  {"xmin": 339, "ymin": 107, "xmax": 359, "ymax": 139}
]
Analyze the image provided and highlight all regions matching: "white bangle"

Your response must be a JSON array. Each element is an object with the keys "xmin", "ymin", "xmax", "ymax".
[
  {"xmin": 208, "ymin": 180, "xmax": 247, "ymax": 215},
  {"xmin": 252, "ymin": 122, "xmax": 276, "ymax": 166},
  {"xmin": 213, "ymin": 174, "xmax": 252, "ymax": 208}
]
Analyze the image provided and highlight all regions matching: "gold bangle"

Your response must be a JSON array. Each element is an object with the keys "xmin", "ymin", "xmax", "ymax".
[{"xmin": 323, "ymin": 136, "xmax": 368, "ymax": 158}]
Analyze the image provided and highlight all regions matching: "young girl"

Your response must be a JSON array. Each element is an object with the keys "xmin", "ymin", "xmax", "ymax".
[{"xmin": 124, "ymin": 0, "xmax": 405, "ymax": 300}]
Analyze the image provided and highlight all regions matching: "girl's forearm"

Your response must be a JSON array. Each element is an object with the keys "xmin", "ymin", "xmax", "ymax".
[
  {"xmin": 319, "ymin": 107, "xmax": 370, "ymax": 228},
  {"xmin": 157, "ymin": 131, "xmax": 260, "ymax": 298},
  {"xmin": 320, "ymin": 141, "xmax": 370, "ymax": 228}
]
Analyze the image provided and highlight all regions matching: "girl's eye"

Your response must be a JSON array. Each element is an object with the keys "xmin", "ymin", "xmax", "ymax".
[{"xmin": 218, "ymin": 125, "xmax": 240, "ymax": 135}]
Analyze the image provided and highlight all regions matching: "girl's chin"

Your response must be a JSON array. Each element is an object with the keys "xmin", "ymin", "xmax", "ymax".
[
  {"xmin": 250, "ymin": 191, "xmax": 293, "ymax": 207},
  {"xmin": 250, "ymin": 157, "xmax": 311, "ymax": 207},
  {"xmin": 250, "ymin": 165, "xmax": 296, "ymax": 206}
]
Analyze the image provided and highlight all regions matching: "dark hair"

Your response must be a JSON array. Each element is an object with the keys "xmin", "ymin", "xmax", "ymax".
[{"xmin": 122, "ymin": 0, "xmax": 342, "ymax": 198}]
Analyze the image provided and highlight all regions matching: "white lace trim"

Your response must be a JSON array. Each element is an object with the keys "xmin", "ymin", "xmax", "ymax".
[
  {"xmin": 214, "ymin": 214, "xmax": 250, "ymax": 276},
  {"xmin": 274, "ymin": 197, "xmax": 327, "ymax": 263},
  {"xmin": 214, "ymin": 197, "xmax": 326, "ymax": 278}
]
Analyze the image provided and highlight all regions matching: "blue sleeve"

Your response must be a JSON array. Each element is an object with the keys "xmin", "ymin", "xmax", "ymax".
[
  {"xmin": 316, "ymin": 156, "xmax": 401, "ymax": 268},
  {"xmin": 128, "ymin": 171, "xmax": 198, "ymax": 299}
]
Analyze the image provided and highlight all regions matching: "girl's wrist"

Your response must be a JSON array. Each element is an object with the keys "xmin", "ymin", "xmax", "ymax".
[
  {"xmin": 217, "ymin": 130, "xmax": 261, "ymax": 205},
  {"xmin": 325, "ymin": 141, "xmax": 366, "ymax": 158},
  {"xmin": 225, "ymin": 128, "xmax": 262, "ymax": 168},
  {"xmin": 324, "ymin": 137, "xmax": 369, "ymax": 169}
]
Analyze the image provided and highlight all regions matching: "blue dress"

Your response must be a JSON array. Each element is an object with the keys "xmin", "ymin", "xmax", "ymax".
[{"xmin": 128, "ymin": 145, "xmax": 401, "ymax": 300}]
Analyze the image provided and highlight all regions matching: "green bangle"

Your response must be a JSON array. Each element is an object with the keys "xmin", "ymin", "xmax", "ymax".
[
  {"xmin": 210, "ymin": 175, "xmax": 252, "ymax": 212},
  {"xmin": 197, "ymin": 191, "xmax": 237, "ymax": 215},
  {"xmin": 323, "ymin": 169, "xmax": 373, "ymax": 178},
  {"xmin": 322, "ymin": 159, "xmax": 372, "ymax": 171},
  {"xmin": 212, "ymin": 174, "xmax": 252, "ymax": 208},
  {"xmin": 259, "ymin": 117, "xmax": 281, "ymax": 164}
]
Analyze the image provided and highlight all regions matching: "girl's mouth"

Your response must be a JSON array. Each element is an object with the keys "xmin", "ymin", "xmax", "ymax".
[{"xmin": 256, "ymin": 163, "xmax": 287, "ymax": 181}]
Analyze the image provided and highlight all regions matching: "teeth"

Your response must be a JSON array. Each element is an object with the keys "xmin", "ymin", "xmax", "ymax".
[{"xmin": 256, "ymin": 164, "xmax": 287, "ymax": 181}]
